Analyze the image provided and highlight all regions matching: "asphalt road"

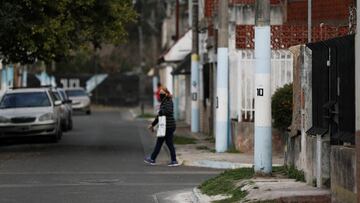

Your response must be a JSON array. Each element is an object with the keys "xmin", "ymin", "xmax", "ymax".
[{"xmin": 0, "ymin": 110, "xmax": 219, "ymax": 203}]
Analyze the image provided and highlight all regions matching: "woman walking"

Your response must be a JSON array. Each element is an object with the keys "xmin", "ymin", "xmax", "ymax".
[{"xmin": 144, "ymin": 88, "xmax": 179, "ymax": 167}]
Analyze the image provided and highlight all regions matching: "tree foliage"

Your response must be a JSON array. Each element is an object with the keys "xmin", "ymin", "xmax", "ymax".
[
  {"xmin": 0, "ymin": 0, "xmax": 137, "ymax": 64},
  {"xmin": 271, "ymin": 83, "xmax": 293, "ymax": 131}
]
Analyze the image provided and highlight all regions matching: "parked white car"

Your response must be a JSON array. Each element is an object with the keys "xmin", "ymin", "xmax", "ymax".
[
  {"xmin": 0, "ymin": 88, "xmax": 63, "ymax": 142},
  {"xmin": 65, "ymin": 88, "xmax": 91, "ymax": 115},
  {"xmin": 53, "ymin": 88, "xmax": 73, "ymax": 131}
]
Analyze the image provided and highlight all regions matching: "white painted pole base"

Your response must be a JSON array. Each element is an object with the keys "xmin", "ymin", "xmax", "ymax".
[
  {"xmin": 191, "ymin": 54, "xmax": 200, "ymax": 133},
  {"xmin": 216, "ymin": 47, "xmax": 229, "ymax": 153},
  {"xmin": 254, "ymin": 26, "xmax": 272, "ymax": 174}
]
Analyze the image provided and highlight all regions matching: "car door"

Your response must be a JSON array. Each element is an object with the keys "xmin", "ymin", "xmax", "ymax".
[{"xmin": 48, "ymin": 90, "xmax": 62, "ymax": 125}]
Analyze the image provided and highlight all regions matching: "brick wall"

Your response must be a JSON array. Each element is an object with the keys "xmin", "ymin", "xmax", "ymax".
[
  {"xmin": 205, "ymin": 0, "xmax": 354, "ymax": 25},
  {"xmin": 236, "ymin": 24, "xmax": 349, "ymax": 49},
  {"xmin": 287, "ymin": 0, "xmax": 354, "ymax": 25},
  {"xmin": 229, "ymin": 0, "xmax": 280, "ymax": 4},
  {"xmin": 205, "ymin": 0, "xmax": 218, "ymax": 18}
]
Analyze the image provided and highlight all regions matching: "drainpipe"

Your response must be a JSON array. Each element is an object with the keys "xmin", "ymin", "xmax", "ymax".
[{"xmin": 254, "ymin": 0, "xmax": 272, "ymax": 174}]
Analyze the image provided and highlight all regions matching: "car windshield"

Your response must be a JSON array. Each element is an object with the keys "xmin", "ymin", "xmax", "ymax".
[
  {"xmin": 0, "ymin": 92, "xmax": 51, "ymax": 108},
  {"xmin": 66, "ymin": 89, "xmax": 87, "ymax": 97}
]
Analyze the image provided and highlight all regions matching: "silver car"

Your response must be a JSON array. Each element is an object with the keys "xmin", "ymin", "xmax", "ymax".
[
  {"xmin": 65, "ymin": 88, "xmax": 91, "ymax": 115},
  {"xmin": 0, "ymin": 88, "xmax": 63, "ymax": 142},
  {"xmin": 53, "ymin": 88, "xmax": 73, "ymax": 131}
]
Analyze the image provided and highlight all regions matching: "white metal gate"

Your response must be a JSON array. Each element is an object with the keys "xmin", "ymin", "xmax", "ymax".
[{"xmin": 236, "ymin": 49, "xmax": 293, "ymax": 122}]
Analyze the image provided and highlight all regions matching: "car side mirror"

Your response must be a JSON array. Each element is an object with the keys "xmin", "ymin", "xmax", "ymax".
[{"xmin": 54, "ymin": 100, "xmax": 62, "ymax": 106}]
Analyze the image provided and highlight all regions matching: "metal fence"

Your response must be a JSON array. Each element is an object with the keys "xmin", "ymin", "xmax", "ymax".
[{"xmin": 236, "ymin": 49, "xmax": 293, "ymax": 122}]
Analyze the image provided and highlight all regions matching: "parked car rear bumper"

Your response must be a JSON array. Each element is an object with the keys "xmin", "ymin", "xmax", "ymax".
[{"xmin": 72, "ymin": 104, "xmax": 90, "ymax": 112}]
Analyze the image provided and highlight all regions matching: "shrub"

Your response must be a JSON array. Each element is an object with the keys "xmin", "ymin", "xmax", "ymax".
[{"xmin": 271, "ymin": 83, "xmax": 293, "ymax": 131}]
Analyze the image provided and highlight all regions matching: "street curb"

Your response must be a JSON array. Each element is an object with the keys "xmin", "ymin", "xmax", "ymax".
[
  {"xmin": 180, "ymin": 159, "xmax": 283, "ymax": 169},
  {"xmin": 191, "ymin": 188, "xmax": 201, "ymax": 203},
  {"xmin": 191, "ymin": 187, "xmax": 231, "ymax": 203}
]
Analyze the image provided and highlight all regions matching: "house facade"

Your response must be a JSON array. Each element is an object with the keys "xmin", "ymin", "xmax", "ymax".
[{"xmin": 157, "ymin": 0, "xmax": 358, "ymax": 202}]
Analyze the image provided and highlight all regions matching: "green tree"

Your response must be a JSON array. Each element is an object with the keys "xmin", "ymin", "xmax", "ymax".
[{"xmin": 0, "ymin": 0, "xmax": 137, "ymax": 64}]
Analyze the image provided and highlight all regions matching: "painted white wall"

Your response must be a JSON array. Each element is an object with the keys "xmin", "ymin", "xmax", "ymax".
[
  {"xmin": 230, "ymin": 4, "xmax": 283, "ymax": 25},
  {"xmin": 166, "ymin": 66, "xmax": 174, "ymax": 95}
]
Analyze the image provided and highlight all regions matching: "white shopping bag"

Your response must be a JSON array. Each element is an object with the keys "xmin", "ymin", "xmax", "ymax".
[{"xmin": 156, "ymin": 116, "xmax": 166, "ymax": 137}]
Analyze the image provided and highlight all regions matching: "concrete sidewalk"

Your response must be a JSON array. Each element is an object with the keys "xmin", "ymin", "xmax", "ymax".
[
  {"xmin": 154, "ymin": 180, "xmax": 330, "ymax": 203},
  {"xmin": 133, "ymin": 111, "xmax": 331, "ymax": 203},
  {"xmin": 174, "ymin": 123, "xmax": 284, "ymax": 169},
  {"xmin": 191, "ymin": 179, "xmax": 330, "ymax": 203}
]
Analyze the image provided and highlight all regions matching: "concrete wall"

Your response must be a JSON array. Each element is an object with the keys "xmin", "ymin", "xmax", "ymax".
[
  {"xmin": 285, "ymin": 45, "xmax": 333, "ymax": 188},
  {"xmin": 330, "ymin": 146, "xmax": 357, "ymax": 203},
  {"xmin": 234, "ymin": 121, "xmax": 285, "ymax": 155}
]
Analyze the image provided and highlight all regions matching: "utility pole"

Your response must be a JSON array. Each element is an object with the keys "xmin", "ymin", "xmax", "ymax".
[
  {"xmin": 215, "ymin": 0, "xmax": 229, "ymax": 152},
  {"xmin": 175, "ymin": 0, "xmax": 180, "ymax": 40},
  {"xmin": 191, "ymin": 0, "xmax": 200, "ymax": 133},
  {"xmin": 0, "ymin": 62, "xmax": 2, "ymax": 90},
  {"xmin": 254, "ymin": 0, "xmax": 272, "ymax": 174},
  {"xmin": 308, "ymin": 0, "xmax": 312, "ymax": 43},
  {"xmin": 137, "ymin": 0, "xmax": 145, "ymax": 115},
  {"xmin": 355, "ymin": 0, "xmax": 360, "ymax": 200}
]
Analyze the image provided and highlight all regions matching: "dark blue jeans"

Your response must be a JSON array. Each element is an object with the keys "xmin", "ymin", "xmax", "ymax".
[{"xmin": 151, "ymin": 128, "xmax": 176, "ymax": 162}]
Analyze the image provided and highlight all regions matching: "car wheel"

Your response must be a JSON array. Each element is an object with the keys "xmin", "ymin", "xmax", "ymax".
[
  {"xmin": 86, "ymin": 110, "xmax": 91, "ymax": 115},
  {"xmin": 51, "ymin": 123, "xmax": 62, "ymax": 143},
  {"xmin": 62, "ymin": 120, "xmax": 68, "ymax": 132},
  {"xmin": 68, "ymin": 118, "xmax": 73, "ymax": 131}
]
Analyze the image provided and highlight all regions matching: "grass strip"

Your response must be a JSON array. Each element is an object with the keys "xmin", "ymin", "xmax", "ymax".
[
  {"xmin": 173, "ymin": 136, "xmax": 197, "ymax": 145},
  {"xmin": 199, "ymin": 168, "xmax": 255, "ymax": 202},
  {"xmin": 196, "ymin": 145, "xmax": 210, "ymax": 151},
  {"xmin": 137, "ymin": 113, "xmax": 156, "ymax": 118}
]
